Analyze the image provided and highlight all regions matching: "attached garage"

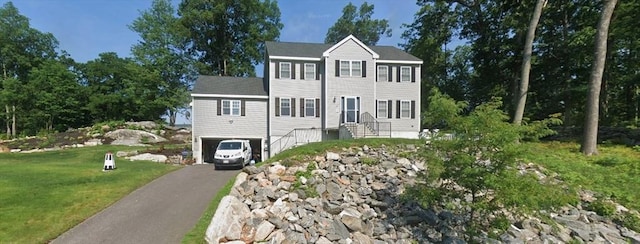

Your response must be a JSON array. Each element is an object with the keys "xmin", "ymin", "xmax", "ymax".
[{"xmin": 200, "ymin": 137, "xmax": 264, "ymax": 164}]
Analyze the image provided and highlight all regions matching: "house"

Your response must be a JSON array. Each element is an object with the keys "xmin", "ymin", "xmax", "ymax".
[{"xmin": 191, "ymin": 35, "xmax": 422, "ymax": 164}]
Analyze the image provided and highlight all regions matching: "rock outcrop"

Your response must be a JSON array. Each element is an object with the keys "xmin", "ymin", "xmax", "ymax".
[
  {"xmin": 205, "ymin": 144, "xmax": 640, "ymax": 243},
  {"xmin": 104, "ymin": 129, "xmax": 167, "ymax": 146}
]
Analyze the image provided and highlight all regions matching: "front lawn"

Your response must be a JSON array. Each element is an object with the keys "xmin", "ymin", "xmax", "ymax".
[{"xmin": 0, "ymin": 146, "xmax": 180, "ymax": 243}]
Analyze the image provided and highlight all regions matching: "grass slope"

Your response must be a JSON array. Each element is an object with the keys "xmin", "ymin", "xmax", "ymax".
[{"xmin": 0, "ymin": 145, "xmax": 180, "ymax": 243}]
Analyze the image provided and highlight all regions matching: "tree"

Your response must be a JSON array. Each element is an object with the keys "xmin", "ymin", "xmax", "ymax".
[
  {"xmin": 178, "ymin": 0, "xmax": 282, "ymax": 77},
  {"xmin": 130, "ymin": 0, "xmax": 196, "ymax": 125},
  {"xmin": 581, "ymin": 0, "xmax": 618, "ymax": 155},
  {"xmin": 0, "ymin": 2, "xmax": 58, "ymax": 137},
  {"xmin": 325, "ymin": 2, "xmax": 391, "ymax": 46},
  {"xmin": 512, "ymin": 0, "xmax": 546, "ymax": 125}
]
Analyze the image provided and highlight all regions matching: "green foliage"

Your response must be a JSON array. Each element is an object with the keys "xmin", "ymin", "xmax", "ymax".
[
  {"xmin": 586, "ymin": 199, "xmax": 616, "ymax": 217},
  {"xmin": 490, "ymin": 170, "xmax": 579, "ymax": 211},
  {"xmin": 620, "ymin": 212, "xmax": 640, "ymax": 232},
  {"xmin": 325, "ymin": 2, "xmax": 391, "ymax": 46},
  {"xmin": 360, "ymin": 157, "xmax": 378, "ymax": 166},
  {"xmin": 178, "ymin": 0, "xmax": 282, "ymax": 76},
  {"xmin": 422, "ymin": 88, "xmax": 467, "ymax": 129}
]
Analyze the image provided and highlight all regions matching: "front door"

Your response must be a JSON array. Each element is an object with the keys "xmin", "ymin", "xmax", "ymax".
[{"xmin": 342, "ymin": 96, "xmax": 360, "ymax": 123}]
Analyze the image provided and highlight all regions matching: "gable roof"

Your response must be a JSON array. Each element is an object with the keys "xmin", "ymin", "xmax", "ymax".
[
  {"xmin": 192, "ymin": 76, "xmax": 267, "ymax": 97},
  {"xmin": 266, "ymin": 37, "xmax": 421, "ymax": 62},
  {"xmin": 322, "ymin": 35, "xmax": 379, "ymax": 59}
]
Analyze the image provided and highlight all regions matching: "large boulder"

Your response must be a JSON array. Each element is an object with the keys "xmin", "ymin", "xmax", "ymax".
[
  {"xmin": 126, "ymin": 153, "xmax": 167, "ymax": 163},
  {"xmin": 125, "ymin": 121, "xmax": 159, "ymax": 130},
  {"xmin": 104, "ymin": 129, "xmax": 166, "ymax": 145},
  {"xmin": 205, "ymin": 195, "xmax": 250, "ymax": 244}
]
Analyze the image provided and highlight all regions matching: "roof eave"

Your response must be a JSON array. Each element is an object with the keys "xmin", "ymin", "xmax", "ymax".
[{"xmin": 322, "ymin": 34, "xmax": 380, "ymax": 59}]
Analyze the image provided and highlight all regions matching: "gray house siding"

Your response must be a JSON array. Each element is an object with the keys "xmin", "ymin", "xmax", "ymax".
[
  {"xmin": 192, "ymin": 97, "xmax": 268, "ymax": 163},
  {"xmin": 269, "ymin": 60, "xmax": 323, "ymax": 136},
  {"xmin": 375, "ymin": 64, "xmax": 421, "ymax": 137},
  {"xmin": 324, "ymin": 39, "xmax": 376, "ymax": 128}
]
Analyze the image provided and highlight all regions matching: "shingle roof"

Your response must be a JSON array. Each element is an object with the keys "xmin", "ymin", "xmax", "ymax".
[
  {"xmin": 265, "ymin": 41, "xmax": 421, "ymax": 62},
  {"xmin": 192, "ymin": 76, "xmax": 267, "ymax": 96}
]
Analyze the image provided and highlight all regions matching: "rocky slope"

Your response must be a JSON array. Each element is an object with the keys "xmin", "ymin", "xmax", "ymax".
[{"xmin": 205, "ymin": 144, "xmax": 640, "ymax": 244}]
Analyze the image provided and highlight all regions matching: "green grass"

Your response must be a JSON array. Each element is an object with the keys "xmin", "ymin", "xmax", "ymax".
[
  {"xmin": 0, "ymin": 145, "xmax": 180, "ymax": 243},
  {"xmin": 521, "ymin": 141, "xmax": 640, "ymax": 210}
]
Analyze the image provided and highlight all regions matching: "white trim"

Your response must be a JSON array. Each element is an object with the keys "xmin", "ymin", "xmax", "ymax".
[
  {"xmin": 377, "ymin": 60, "xmax": 423, "ymax": 64},
  {"xmin": 322, "ymin": 34, "xmax": 379, "ymax": 59},
  {"xmin": 304, "ymin": 63, "xmax": 316, "ymax": 80},
  {"xmin": 279, "ymin": 62, "xmax": 292, "ymax": 79},
  {"xmin": 400, "ymin": 66, "xmax": 412, "ymax": 82},
  {"xmin": 304, "ymin": 98, "xmax": 316, "ymax": 117},
  {"xmin": 339, "ymin": 60, "xmax": 362, "ymax": 77},
  {"xmin": 270, "ymin": 56, "xmax": 321, "ymax": 61},
  {"xmin": 197, "ymin": 136, "xmax": 266, "ymax": 164},
  {"xmin": 191, "ymin": 94, "xmax": 268, "ymax": 99},
  {"xmin": 377, "ymin": 65, "xmax": 389, "ymax": 82},
  {"xmin": 376, "ymin": 100, "xmax": 388, "ymax": 119},
  {"xmin": 400, "ymin": 100, "xmax": 411, "ymax": 118},
  {"xmin": 280, "ymin": 97, "xmax": 292, "ymax": 117}
]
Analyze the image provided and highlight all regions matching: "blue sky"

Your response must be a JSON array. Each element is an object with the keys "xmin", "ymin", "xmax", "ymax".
[{"xmin": 3, "ymin": 0, "xmax": 422, "ymax": 64}]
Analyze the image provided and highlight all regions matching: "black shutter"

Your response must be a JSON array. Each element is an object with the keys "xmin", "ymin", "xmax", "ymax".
[
  {"xmin": 340, "ymin": 97, "xmax": 345, "ymax": 123},
  {"xmin": 316, "ymin": 63, "xmax": 321, "ymax": 80},
  {"xmin": 292, "ymin": 63, "xmax": 296, "ymax": 79},
  {"xmin": 411, "ymin": 67, "xmax": 416, "ymax": 83},
  {"xmin": 335, "ymin": 60, "xmax": 340, "ymax": 77},
  {"xmin": 241, "ymin": 100, "xmax": 246, "ymax": 116},
  {"xmin": 387, "ymin": 100, "xmax": 392, "ymax": 118},
  {"xmin": 375, "ymin": 100, "xmax": 378, "ymax": 117},
  {"xmin": 411, "ymin": 100, "xmax": 416, "ymax": 119},
  {"xmin": 396, "ymin": 66, "xmax": 401, "ymax": 82},
  {"xmin": 275, "ymin": 97, "xmax": 280, "ymax": 116},
  {"xmin": 356, "ymin": 97, "xmax": 360, "ymax": 123},
  {"xmin": 396, "ymin": 100, "xmax": 401, "ymax": 118},
  {"xmin": 362, "ymin": 61, "xmax": 366, "ymax": 77},
  {"xmin": 291, "ymin": 98, "xmax": 296, "ymax": 117},
  {"xmin": 300, "ymin": 98, "xmax": 305, "ymax": 117},
  {"xmin": 388, "ymin": 66, "xmax": 392, "ymax": 82},
  {"xmin": 315, "ymin": 98, "xmax": 320, "ymax": 117},
  {"xmin": 217, "ymin": 99, "xmax": 221, "ymax": 115},
  {"xmin": 275, "ymin": 62, "xmax": 280, "ymax": 79}
]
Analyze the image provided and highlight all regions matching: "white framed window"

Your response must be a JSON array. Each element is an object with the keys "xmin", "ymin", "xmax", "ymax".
[
  {"xmin": 377, "ymin": 100, "xmax": 387, "ymax": 118},
  {"xmin": 304, "ymin": 63, "xmax": 316, "ymax": 80},
  {"xmin": 305, "ymin": 98, "xmax": 315, "ymax": 117},
  {"xmin": 339, "ymin": 60, "xmax": 363, "ymax": 77},
  {"xmin": 280, "ymin": 62, "xmax": 291, "ymax": 79},
  {"xmin": 400, "ymin": 100, "xmax": 411, "ymax": 118},
  {"xmin": 280, "ymin": 98, "xmax": 291, "ymax": 116},
  {"xmin": 400, "ymin": 66, "xmax": 412, "ymax": 82},
  {"xmin": 222, "ymin": 99, "xmax": 241, "ymax": 116},
  {"xmin": 351, "ymin": 61, "xmax": 362, "ymax": 77},
  {"xmin": 377, "ymin": 66, "xmax": 388, "ymax": 82},
  {"xmin": 340, "ymin": 61, "xmax": 350, "ymax": 77}
]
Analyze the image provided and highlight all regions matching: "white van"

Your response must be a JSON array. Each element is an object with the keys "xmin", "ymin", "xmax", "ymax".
[{"xmin": 212, "ymin": 140, "xmax": 252, "ymax": 169}]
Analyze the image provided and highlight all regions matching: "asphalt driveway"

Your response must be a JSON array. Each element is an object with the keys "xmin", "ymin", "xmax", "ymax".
[{"xmin": 52, "ymin": 164, "xmax": 238, "ymax": 244}]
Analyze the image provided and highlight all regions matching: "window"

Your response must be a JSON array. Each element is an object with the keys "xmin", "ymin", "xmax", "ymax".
[
  {"xmin": 401, "ymin": 100, "xmax": 411, "ymax": 118},
  {"xmin": 280, "ymin": 62, "xmax": 291, "ymax": 79},
  {"xmin": 351, "ymin": 61, "xmax": 362, "ymax": 77},
  {"xmin": 340, "ymin": 61, "xmax": 350, "ymax": 77},
  {"xmin": 305, "ymin": 99, "xmax": 315, "ymax": 117},
  {"xmin": 400, "ymin": 66, "xmax": 411, "ymax": 82},
  {"xmin": 280, "ymin": 98, "xmax": 291, "ymax": 116},
  {"xmin": 339, "ymin": 60, "xmax": 363, "ymax": 77},
  {"xmin": 304, "ymin": 63, "xmax": 316, "ymax": 80},
  {"xmin": 377, "ymin": 66, "xmax": 388, "ymax": 82},
  {"xmin": 222, "ymin": 99, "xmax": 241, "ymax": 116},
  {"xmin": 377, "ymin": 100, "xmax": 387, "ymax": 118}
]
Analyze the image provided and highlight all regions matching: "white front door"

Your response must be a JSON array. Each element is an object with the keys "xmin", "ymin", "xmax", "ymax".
[{"xmin": 342, "ymin": 96, "xmax": 360, "ymax": 123}]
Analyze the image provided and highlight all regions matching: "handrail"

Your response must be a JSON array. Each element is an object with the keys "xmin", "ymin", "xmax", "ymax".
[{"xmin": 269, "ymin": 128, "xmax": 323, "ymax": 157}]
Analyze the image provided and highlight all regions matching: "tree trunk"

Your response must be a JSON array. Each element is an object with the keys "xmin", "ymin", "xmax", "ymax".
[
  {"xmin": 169, "ymin": 109, "xmax": 177, "ymax": 126},
  {"xmin": 5, "ymin": 105, "xmax": 9, "ymax": 138},
  {"xmin": 513, "ymin": 0, "xmax": 546, "ymax": 125},
  {"xmin": 581, "ymin": 0, "xmax": 617, "ymax": 155},
  {"xmin": 11, "ymin": 105, "xmax": 16, "ymax": 138}
]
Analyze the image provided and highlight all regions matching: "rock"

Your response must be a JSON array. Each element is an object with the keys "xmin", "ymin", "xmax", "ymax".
[
  {"xmin": 126, "ymin": 153, "xmax": 167, "ymax": 163},
  {"xmin": 205, "ymin": 196, "xmax": 250, "ymax": 243},
  {"xmin": 0, "ymin": 145, "xmax": 10, "ymax": 153},
  {"xmin": 351, "ymin": 232, "xmax": 374, "ymax": 244},
  {"xmin": 116, "ymin": 150, "xmax": 138, "ymax": 157},
  {"xmin": 254, "ymin": 220, "xmax": 275, "ymax": 241},
  {"xmin": 326, "ymin": 152, "xmax": 340, "ymax": 161},
  {"xmin": 104, "ymin": 129, "xmax": 167, "ymax": 145},
  {"xmin": 125, "ymin": 121, "xmax": 158, "ymax": 129},
  {"xmin": 341, "ymin": 214, "xmax": 364, "ymax": 232},
  {"xmin": 342, "ymin": 157, "xmax": 359, "ymax": 165}
]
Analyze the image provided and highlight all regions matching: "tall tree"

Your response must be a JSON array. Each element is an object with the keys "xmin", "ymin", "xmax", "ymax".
[
  {"xmin": 325, "ymin": 2, "xmax": 392, "ymax": 46},
  {"xmin": 0, "ymin": 2, "xmax": 58, "ymax": 137},
  {"xmin": 178, "ymin": 0, "xmax": 282, "ymax": 77},
  {"xmin": 581, "ymin": 0, "xmax": 618, "ymax": 155},
  {"xmin": 512, "ymin": 0, "xmax": 546, "ymax": 125},
  {"xmin": 130, "ymin": 0, "xmax": 195, "ymax": 125}
]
